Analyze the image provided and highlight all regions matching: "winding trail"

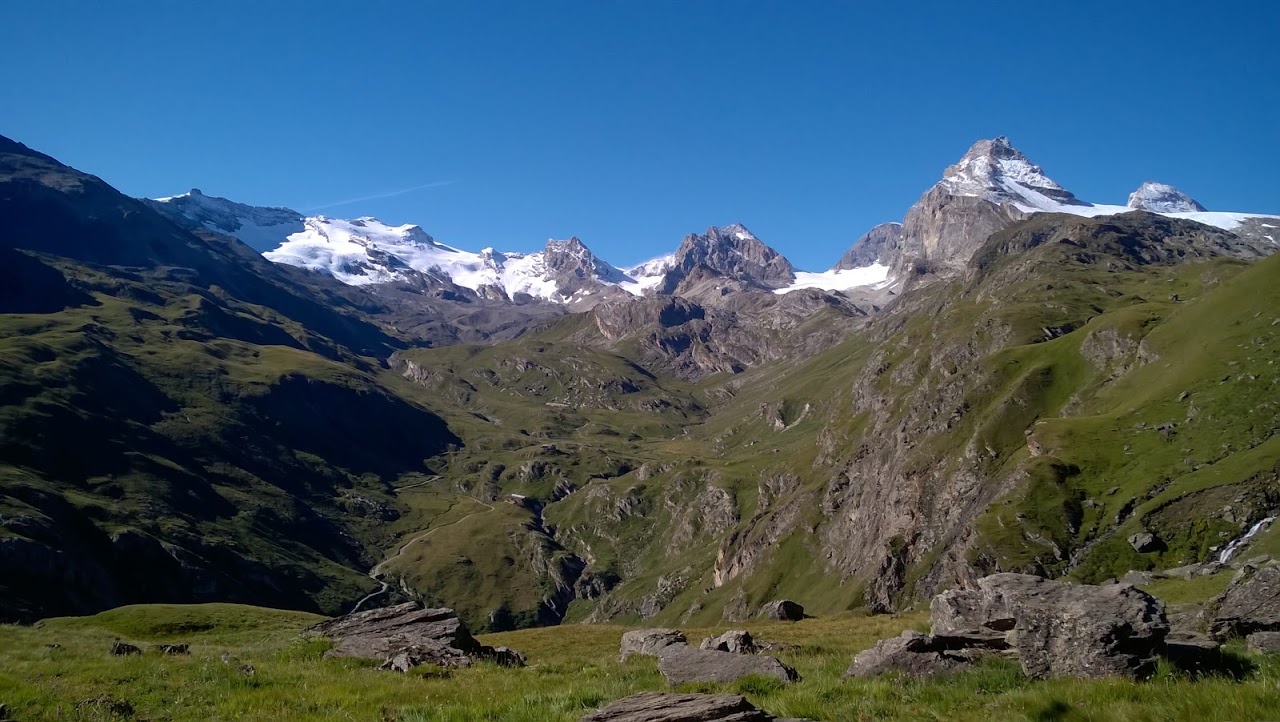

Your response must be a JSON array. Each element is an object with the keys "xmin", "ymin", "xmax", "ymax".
[{"xmin": 349, "ymin": 480, "xmax": 496, "ymax": 614}]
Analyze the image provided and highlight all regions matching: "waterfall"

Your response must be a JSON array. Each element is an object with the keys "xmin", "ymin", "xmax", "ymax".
[{"xmin": 1217, "ymin": 516, "xmax": 1277, "ymax": 565}]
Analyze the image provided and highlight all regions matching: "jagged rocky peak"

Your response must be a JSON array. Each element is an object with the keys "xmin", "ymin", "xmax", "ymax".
[
  {"xmin": 146, "ymin": 188, "xmax": 304, "ymax": 251},
  {"xmin": 937, "ymin": 136, "xmax": 1082, "ymax": 206},
  {"xmin": 832, "ymin": 222, "xmax": 902, "ymax": 271},
  {"xmin": 1127, "ymin": 181, "xmax": 1207, "ymax": 213},
  {"xmin": 661, "ymin": 223, "xmax": 796, "ymax": 295}
]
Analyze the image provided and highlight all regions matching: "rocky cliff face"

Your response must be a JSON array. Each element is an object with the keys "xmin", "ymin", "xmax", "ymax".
[
  {"xmin": 658, "ymin": 225, "xmax": 796, "ymax": 298},
  {"xmin": 832, "ymin": 223, "xmax": 902, "ymax": 270}
]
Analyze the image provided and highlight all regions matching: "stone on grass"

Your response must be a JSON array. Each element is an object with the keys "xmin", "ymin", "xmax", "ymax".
[
  {"xmin": 931, "ymin": 573, "xmax": 1168, "ymax": 679},
  {"xmin": 1246, "ymin": 631, "xmax": 1280, "ymax": 655},
  {"xmin": 757, "ymin": 600, "xmax": 804, "ymax": 621},
  {"xmin": 306, "ymin": 602, "xmax": 523, "ymax": 670},
  {"xmin": 843, "ymin": 630, "xmax": 982, "ymax": 679},
  {"xmin": 699, "ymin": 630, "xmax": 758, "ymax": 654},
  {"xmin": 656, "ymin": 645, "xmax": 798, "ymax": 686},
  {"xmin": 1128, "ymin": 532, "xmax": 1160, "ymax": 553},
  {"xmin": 620, "ymin": 628, "xmax": 687, "ymax": 661},
  {"xmin": 1209, "ymin": 565, "xmax": 1280, "ymax": 639},
  {"xmin": 580, "ymin": 691, "xmax": 796, "ymax": 721}
]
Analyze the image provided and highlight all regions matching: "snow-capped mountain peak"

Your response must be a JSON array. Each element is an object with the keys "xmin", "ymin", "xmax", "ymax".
[
  {"xmin": 937, "ymin": 136, "xmax": 1082, "ymax": 207},
  {"xmin": 146, "ymin": 188, "xmax": 304, "ymax": 251},
  {"xmin": 1127, "ymin": 181, "xmax": 1207, "ymax": 213}
]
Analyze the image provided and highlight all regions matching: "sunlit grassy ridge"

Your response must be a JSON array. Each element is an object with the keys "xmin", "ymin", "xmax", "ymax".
[
  {"xmin": 2, "ymin": 602, "xmax": 1278, "ymax": 721},
  {"xmin": 382, "ymin": 217, "xmax": 1280, "ymax": 626}
]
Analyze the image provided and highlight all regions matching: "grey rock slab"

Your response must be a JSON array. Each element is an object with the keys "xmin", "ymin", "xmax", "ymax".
[
  {"xmin": 657, "ymin": 645, "xmax": 799, "ymax": 686},
  {"xmin": 1246, "ymin": 631, "xmax": 1280, "ymax": 655},
  {"xmin": 757, "ymin": 600, "xmax": 804, "ymax": 621},
  {"xmin": 931, "ymin": 573, "xmax": 1168, "ymax": 679},
  {"xmin": 843, "ymin": 630, "xmax": 977, "ymax": 679},
  {"xmin": 1210, "ymin": 565, "xmax": 1280, "ymax": 639},
  {"xmin": 699, "ymin": 630, "xmax": 758, "ymax": 655},
  {"xmin": 620, "ymin": 628, "xmax": 688, "ymax": 661},
  {"xmin": 580, "ymin": 691, "xmax": 802, "ymax": 722}
]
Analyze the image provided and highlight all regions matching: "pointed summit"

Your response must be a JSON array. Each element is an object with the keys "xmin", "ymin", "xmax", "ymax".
[
  {"xmin": 1127, "ymin": 181, "xmax": 1206, "ymax": 213},
  {"xmin": 936, "ymin": 136, "xmax": 1081, "ymax": 206}
]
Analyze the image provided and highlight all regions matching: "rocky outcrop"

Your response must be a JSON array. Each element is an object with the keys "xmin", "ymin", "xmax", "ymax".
[
  {"xmin": 658, "ymin": 225, "xmax": 795, "ymax": 297},
  {"xmin": 620, "ymin": 628, "xmax": 687, "ymax": 661},
  {"xmin": 306, "ymin": 603, "xmax": 523, "ymax": 670},
  {"xmin": 930, "ymin": 573, "xmax": 1168, "ymax": 679},
  {"xmin": 1208, "ymin": 565, "xmax": 1280, "ymax": 639},
  {"xmin": 656, "ymin": 645, "xmax": 799, "ymax": 685},
  {"xmin": 580, "ymin": 692, "xmax": 797, "ymax": 722},
  {"xmin": 1128, "ymin": 532, "xmax": 1160, "ymax": 553},
  {"xmin": 844, "ymin": 630, "xmax": 994, "ymax": 678},
  {"xmin": 1247, "ymin": 631, "xmax": 1280, "ymax": 655},
  {"xmin": 699, "ymin": 630, "xmax": 758, "ymax": 655},
  {"xmin": 832, "ymin": 223, "xmax": 902, "ymax": 270},
  {"xmin": 757, "ymin": 600, "xmax": 804, "ymax": 621}
]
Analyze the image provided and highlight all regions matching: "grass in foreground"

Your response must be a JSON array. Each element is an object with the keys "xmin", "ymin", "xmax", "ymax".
[{"xmin": 0, "ymin": 603, "xmax": 1278, "ymax": 721}]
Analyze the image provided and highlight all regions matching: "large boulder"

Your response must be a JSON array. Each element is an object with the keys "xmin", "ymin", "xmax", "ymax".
[
  {"xmin": 931, "ymin": 573, "xmax": 1168, "ymax": 679},
  {"xmin": 844, "ymin": 630, "xmax": 987, "ymax": 678},
  {"xmin": 1128, "ymin": 532, "xmax": 1160, "ymax": 553},
  {"xmin": 757, "ymin": 600, "xmax": 804, "ymax": 621},
  {"xmin": 580, "ymin": 691, "xmax": 799, "ymax": 721},
  {"xmin": 1246, "ymin": 631, "xmax": 1280, "ymax": 655},
  {"xmin": 620, "ymin": 628, "xmax": 687, "ymax": 661},
  {"xmin": 656, "ymin": 645, "xmax": 799, "ymax": 686},
  {"xmin": 306, "ymin": 602, "xmax": 522, "ymax": 670},
  {"xmin": 1209, "ymin": 565, "xmax": 1280, "ymax": 639},
  {"xmin": 699, "ymin": 630, "xmax": 758, "ymax": 655}
]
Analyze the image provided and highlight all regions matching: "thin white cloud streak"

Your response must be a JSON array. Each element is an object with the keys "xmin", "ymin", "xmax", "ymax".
[{"xmin": 303, "ymin": 180, "xmax": 457, "ymax": 211}]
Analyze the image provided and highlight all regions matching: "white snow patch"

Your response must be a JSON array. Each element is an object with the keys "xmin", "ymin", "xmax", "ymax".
[{"xmin": 774, "ymin": 263, "xmax": 892, "ymax": 294}]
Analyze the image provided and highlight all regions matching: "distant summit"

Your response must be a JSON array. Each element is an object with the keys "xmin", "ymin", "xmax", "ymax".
[{"xmin": 1127, "ymin": 181, "xmax": 1207, "ymax": 213}]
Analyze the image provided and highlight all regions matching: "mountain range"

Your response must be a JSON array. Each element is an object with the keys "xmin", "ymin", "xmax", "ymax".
[{"xmin": 2, "ymin": 131, "xmax": 1277, "ymax": 632}]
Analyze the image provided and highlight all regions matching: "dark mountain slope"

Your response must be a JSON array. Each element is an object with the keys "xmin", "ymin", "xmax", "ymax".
[{"xmin": 0, "ymin": 137, "xmax": 460, "ymax": 622}]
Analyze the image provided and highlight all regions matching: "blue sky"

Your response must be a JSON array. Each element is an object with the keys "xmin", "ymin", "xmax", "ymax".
[{"xmin": 3, "ymin": 1, "xmax": 1277, "ymax": 269}]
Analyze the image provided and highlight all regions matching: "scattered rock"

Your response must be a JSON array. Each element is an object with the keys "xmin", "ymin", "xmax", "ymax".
[
  {"xmin": 76, "ymin": 696, "xmax": 134, "ymax": 716},
  {"xmin": 1209, "ymin": 565, "xmax": 1280, "ymax": 639},
  {"xmin": 307, "ymin": 602, "xmax": 524, "ymax": 670},
  {"xmin": 151, "ymin": 643, "xmax": 190, "ymax": 655},
  {"xmin": 1128, "ymin": 532, "xmax": 1161, "ymax": 553},
  {"xmin": 1119, "ymin": 570, "xmax": 1161, "ymax": 586},
  {"xmin": 490, "ymin": 646, "xmax": 527, "ymax": 667},
  {"xmin": 757, "ymin": 600, "xmax": 804, "ymax": 621},
  {"xmin": 109, "ymin": 641, "xmax": 141, "ymax": 656},
  {"xmin": 931, "ymin": 573, "xmax": 1168, "ymax": 679},
  {"xmin": 580, "ymin": 691, "xmax": 795, "ymax": 721},
  {"xmin": 843, "ymin": 630, "xmax": 990, "ymax": 679},
  {"xmin": 1246, "ymin": 631, "xmax": 1280, "ymax": 655},
  {"xmin": 1162, "ymin": 632, "xmax": 1222, "ymax": 670},
  {"xmin": 656, "ymin": 645, "xmax": 798, "ymax": 686},
  {"xmin": 620, "ymin": 628, "xmax": 687, "ymax": 661},
  {"xmin": 699, "ymin": 630, "xmax": 758, "ymax": 655},
  {"xmin": 379, "ymin": 645, "xmax": 471, "ymax": 673},
  {"xmin": 1163, "ymin": 562, "xmax": 1221, "ymax": 580}
]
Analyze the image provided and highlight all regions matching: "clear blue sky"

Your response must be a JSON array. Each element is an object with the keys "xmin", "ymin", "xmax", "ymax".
[{"xmin": 3, "ymin": 1, "xmax": 1277, "ymax": 269}]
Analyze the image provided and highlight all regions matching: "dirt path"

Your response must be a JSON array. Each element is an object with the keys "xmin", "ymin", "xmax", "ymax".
[{"xmin": 349, "ymin": 490, "xmax": 494, "ymax": 614}]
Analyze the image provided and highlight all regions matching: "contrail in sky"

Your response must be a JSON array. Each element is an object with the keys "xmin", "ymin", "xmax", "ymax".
[{"xmin": 304, "ymin": 180, "xmax": 457, "ymax": 211}]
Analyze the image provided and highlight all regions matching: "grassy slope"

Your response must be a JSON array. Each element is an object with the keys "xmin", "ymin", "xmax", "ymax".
[
  {"xmin": 1, "ymin": 602, "xmax": 1277, "ymax": 721},
  {"xmin": 376, "ymin": 230, "xmax": 1279, "ymax": 626},
  {"xmin": 0, "ymin": 261, "xmax": 458, "ymax": 620}
]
